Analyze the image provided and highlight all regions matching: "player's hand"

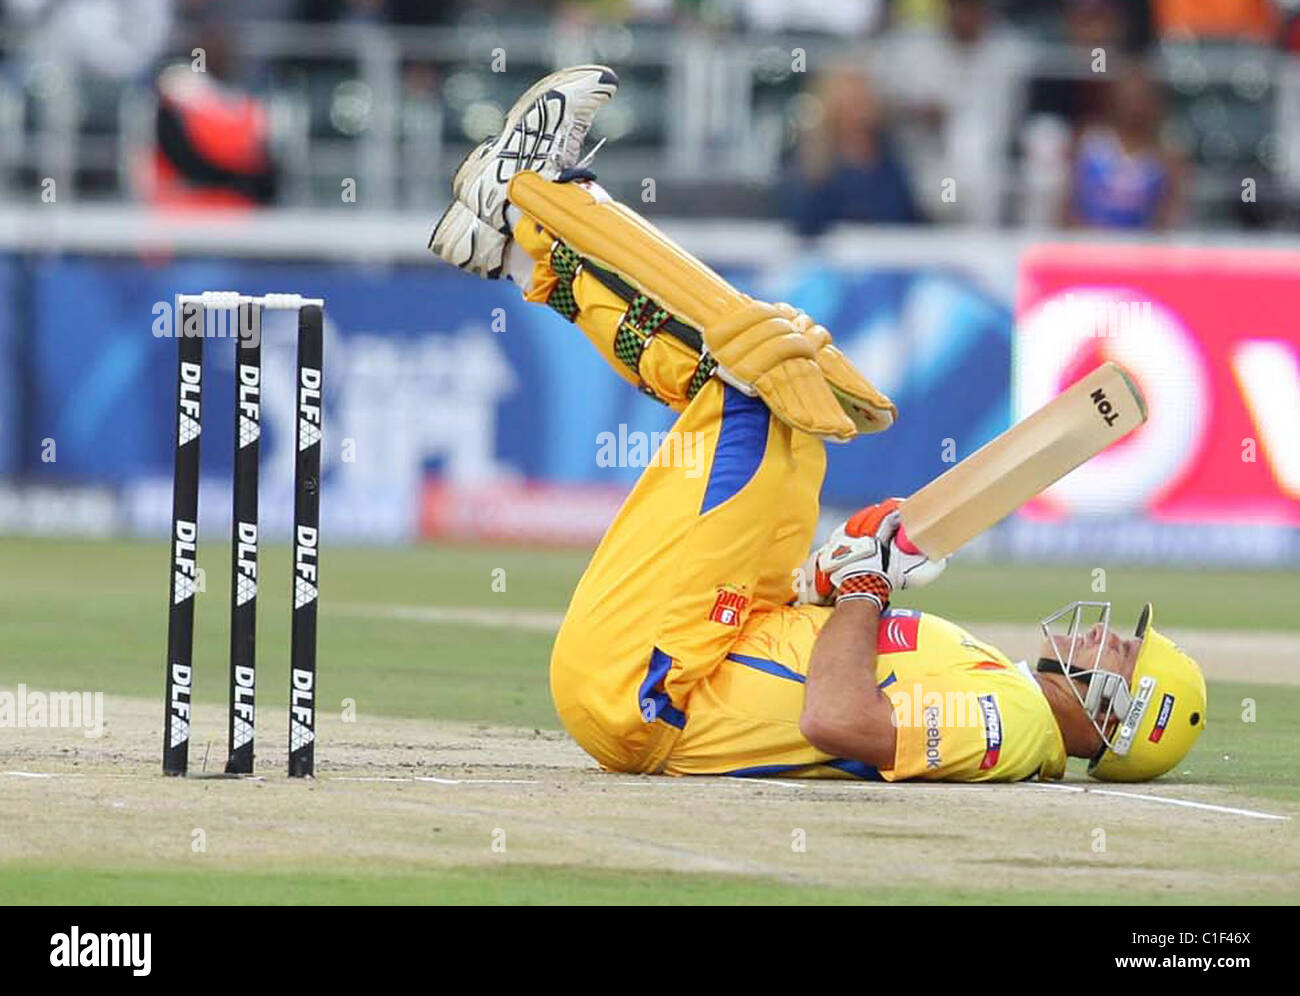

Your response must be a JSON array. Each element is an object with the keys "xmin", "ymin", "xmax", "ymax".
[
  {"xmin": 807, "ymin": 499, "xmax": 902, "ymax": 610},
  {"xmin": 797, "ymin": 500, "xmax": 947, "ymax": 610},
  {"xmin": 885, "ymin": 511, "xmax": 947, "ymax": 591}
]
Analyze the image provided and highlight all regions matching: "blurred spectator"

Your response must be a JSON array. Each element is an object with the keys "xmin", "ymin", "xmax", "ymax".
[
  {"xmin": 1067, "ymin": 67, "xmax": 1185, "ymax": 229},
  {"xmin": 295, "ymin": 0, "xmax": 383, "ymax": 22},
  {"xmin": 1152, "ymin": 0, "xmax": 1279, "ymax": 42},
  {"xmin": 294, "ymin": 0, "xmax": 469, "ymax": 23},
  {"xmin": 1064, "ymin": 0, "xmax": 1134, "ymax": 49},
  {"xmin": 1006, "ymin": 0, "xmax": 1154, "ymax": 51},
  {"xmin": 1020, "ymin": 1, "xmax": 1165, "ymax": 228},
  {"xmin": 144, "ymin": 26, "xmax": 278, "ymax": 209},
  {"xmin": 3, "ymin": 0, "xmax": 171, "ymax": 82},
  {"xmin": 739, "ymin": 0, "xmax": 884, "ymax": 36},
  {"xmin": 1284, "ymin": 4, "xmax": 1300, "ymax": 51},
  {"xmin": 781, "ymin": 63, "xmax": 924, "ymax": 234},
  {"xmin": 885, "ymin": 0, "xmax": 948, "ymax": 31},
  {"xmin": 170, "ymin": 0, "xmax": 300, "ymax": 87},
  {"xmin": 174, "ymin": 0, "xmax": 299, "ymax": 28},
  {"xmin": 875, "ymin": 0, "xmax": 1030, "ymax": 225},
  {"xmin": 1026, "ymin": 0, "xmax": 1127, "ymax": 130}
]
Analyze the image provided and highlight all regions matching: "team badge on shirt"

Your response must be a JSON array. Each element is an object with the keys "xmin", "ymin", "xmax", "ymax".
[{"xmin": 708, "ymin": 586, "xmax": 749, "ymax": 626}]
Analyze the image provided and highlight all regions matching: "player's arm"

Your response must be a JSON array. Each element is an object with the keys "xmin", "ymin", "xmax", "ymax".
[
  {"xmin": 802, "ymin": 599, "xmax": 896, "ymax": 768},
  {"xmin": 798, "ymin": 499, "xmax": 947, "ymax": 769}
]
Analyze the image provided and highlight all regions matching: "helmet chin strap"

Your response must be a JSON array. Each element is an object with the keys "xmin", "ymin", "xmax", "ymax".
[{"xmin": 1083, "ymin": 669, "xmax": 1133, "ymax": 716}]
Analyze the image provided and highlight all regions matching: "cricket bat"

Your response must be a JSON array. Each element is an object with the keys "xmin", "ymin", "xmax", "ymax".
[{"xmin": 897, "ymin": 361, "xmax": 1147, "ymax": 559}]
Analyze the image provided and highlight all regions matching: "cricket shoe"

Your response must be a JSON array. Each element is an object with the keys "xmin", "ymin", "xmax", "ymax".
[{"xmin": 429, "ymin": 64, "xmax": 619, "ymax": 278}]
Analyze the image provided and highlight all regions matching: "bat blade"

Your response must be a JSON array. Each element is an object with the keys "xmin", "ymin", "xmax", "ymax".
[{"xmin": 898, "ymin": 361, "xmax": 1147, "ymax": 559}]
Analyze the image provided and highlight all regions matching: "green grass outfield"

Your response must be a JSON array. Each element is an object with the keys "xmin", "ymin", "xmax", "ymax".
[
  {"xmin": 2, "ymin": 863, "xmax": 1273, "ymax": 907},
  {"xmin": 3, "ymin": 537, "xmax": 1297, "ymax": 724},
  {"xmin": 1, "ymin": 538, "xmax": 1297, "ymax": 904}
]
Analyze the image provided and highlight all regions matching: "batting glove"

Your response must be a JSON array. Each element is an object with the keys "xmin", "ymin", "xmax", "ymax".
[
  {"xmin": 797, "ymin": 499, "xmax": 947, "ymax": 611},
  {"xmin": 885, "ymin": 512, "xmax": 948, "ymax": 591}
]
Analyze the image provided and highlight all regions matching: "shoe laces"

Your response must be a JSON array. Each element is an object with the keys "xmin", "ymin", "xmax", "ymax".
[{"xmin": 549, "ymin": 119, "xmax": 606, "ymax": 172}]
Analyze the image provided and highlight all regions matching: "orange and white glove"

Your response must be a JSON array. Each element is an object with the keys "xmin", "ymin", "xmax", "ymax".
[{"xmin": 797, "ymin": 499, "xmax": 947, "ymax": 611}]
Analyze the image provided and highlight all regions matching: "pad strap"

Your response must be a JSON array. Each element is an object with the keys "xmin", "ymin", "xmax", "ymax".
[
  {"xmin": 545, "ymin": 241, "xmax": 584, "ymax": 321},
  {"xmin": 614, "ymin": 294, "xmax": 671, "ymax": 378},
  {"xmin": 545, "ymin": 238, "xmax": 719, "ymax": 404}
]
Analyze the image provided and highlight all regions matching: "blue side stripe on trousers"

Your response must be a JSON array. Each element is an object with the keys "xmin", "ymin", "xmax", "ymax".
[
  {"xmin": 700, "ymin": 385, "xmax": 769, "ymax": 515},
  {"xmin": 720, "ymin": 760, "xmax": 882, "ymax": 781},
  {"xmin": 823, "ymin": 758, "xmax": 884, "ymax": 780},
  {"xmin": 639, "ymin": 647, "xmax": 686, "ymax": 730}
]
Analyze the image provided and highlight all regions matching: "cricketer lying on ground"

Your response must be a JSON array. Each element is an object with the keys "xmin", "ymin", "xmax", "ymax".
[{"xmin": 427, "ymin": 64, "xmax": 1207, "ymax": 784}]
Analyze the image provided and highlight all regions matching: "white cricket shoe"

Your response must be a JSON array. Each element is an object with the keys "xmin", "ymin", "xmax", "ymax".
[
  {"xmin": 427, "ymin": 200, "xmax": 512, "ymax": 279},
  {"xmin": 429, "ymin": 64, "xmax": 619, "ymax": 279}
]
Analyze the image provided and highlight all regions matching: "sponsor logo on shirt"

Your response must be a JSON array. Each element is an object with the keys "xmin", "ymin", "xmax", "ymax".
[
  {"xmin": 924, "ymin": 705, "xmax": 942, "ymax": 770},
  {"xmin": 878, "ymin": 609, "xmax": 920, "ymax": 654},
  {"xmin": 978, "ymin": 694, "xmax": 1003, "ymax": 770}
]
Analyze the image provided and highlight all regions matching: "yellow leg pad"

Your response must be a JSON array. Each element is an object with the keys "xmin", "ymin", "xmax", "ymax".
[
  {"xmin": 515, "ymin": 217, "xmax": 565, "ymax": 310},
  {"xmin": 508, "ymin": 171, "xmax": 743, "ymax": 330},
  {"xmin": 512, "ymin": 214, "xmax": 712, "ymax": 409},
  {"xmin": 508, "ymin": 171, "xmax": 857, "ymax": 440},
  {"xmin": 774, "ymin": 304, "xmax": 898, "ymax": 434}
]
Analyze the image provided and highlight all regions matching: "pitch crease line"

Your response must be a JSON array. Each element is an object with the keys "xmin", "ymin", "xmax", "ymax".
[
  {"xmin": 330, "ymin": 775, "xmax": 540, "ymax": 785},
  {"xmin": 335, "ymin": 602, "xmax": 563, "ymax": 632},
  {"xmin": 1025, "ymin": 781, "xmax": 1290, "ymax": 821}
]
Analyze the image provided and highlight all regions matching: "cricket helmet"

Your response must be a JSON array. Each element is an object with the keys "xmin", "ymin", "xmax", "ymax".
[
  {"xmin": 1088, "ymin": 603, "xmax": 1207, "ymax": 781},
  {"xmin": 1037, "ymin": 602, "xmax": 1207, "ymax": 782}
]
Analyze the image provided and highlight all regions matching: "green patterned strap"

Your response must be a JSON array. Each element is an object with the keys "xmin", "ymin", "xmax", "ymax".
[
  {"xmin": 613, "ymin": 294, "xmax": 671, "ymax": 379},
  {"xmin": 545, "ymin": 241, "xmax": 583, "ymax": 321},
  {"xmin": 686, "ymin": 353, "xmax": 718, "ymax": 400},
  {"xmin": 546, "ymin": 238, "xmax": 718, "ymax": 404},
  {"xmin": 585, "ymin": 261, "xmax": 704, "ymax": 352}
]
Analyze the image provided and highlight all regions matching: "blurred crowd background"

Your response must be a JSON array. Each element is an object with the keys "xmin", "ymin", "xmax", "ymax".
[
  {"xmin": 2, "ymin": 1, "xmax": 1297, "ymax": 566},
  {"xmin": 3, "ymin": 0, "xmax": 1300, "ymax": 230}
]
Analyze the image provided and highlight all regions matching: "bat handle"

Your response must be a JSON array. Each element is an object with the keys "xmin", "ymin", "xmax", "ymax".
[{"xmin": 895, "ymin": 524, "xmax": 921, "ymax": 555}]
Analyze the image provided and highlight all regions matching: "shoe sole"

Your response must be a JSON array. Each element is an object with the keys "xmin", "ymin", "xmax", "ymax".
[{"xmin": 452, "ymin": 65, "xmax": 618, "ymax": 232}]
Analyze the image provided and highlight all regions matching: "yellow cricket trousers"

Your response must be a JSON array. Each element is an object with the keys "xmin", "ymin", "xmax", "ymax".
[
  {"xmin": 516, "ymin": 208, "xmax": 861, "ymax": 777},
  {"xmin": 550, "ymin": 376, "xmax": 838, "ymax": 774}
]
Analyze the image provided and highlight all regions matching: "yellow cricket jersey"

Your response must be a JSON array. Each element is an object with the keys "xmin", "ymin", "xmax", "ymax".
[
  {"xmin": 665, "ymin": 603, "xmax": 1069, "ymax": 782},
  {"xmin": 872, "ymin": 609, "xmax": 1068, "ymax": 782}
]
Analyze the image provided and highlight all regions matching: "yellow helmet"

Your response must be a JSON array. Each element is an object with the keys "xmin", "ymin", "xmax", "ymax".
[{"xmin": 1088, "ymin": 604, "xmax": 1208, "ymax": 782}]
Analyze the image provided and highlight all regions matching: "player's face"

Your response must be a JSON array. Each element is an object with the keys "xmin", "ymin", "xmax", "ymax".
[
  {"xmin": 1038, "ymin": 621, "xmax": 1138, "ymax": 681},
  {"xmin": 1077, "ymin": 622, "xmax": 1140, "ymax": 683},
  {"xmin": 1079, "ymin": 625, "xmax": 1142, "ymax": 741},
  {"xmin": 1037, "ymin": 602, "xmax": 1146, "ymax": 751}
]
